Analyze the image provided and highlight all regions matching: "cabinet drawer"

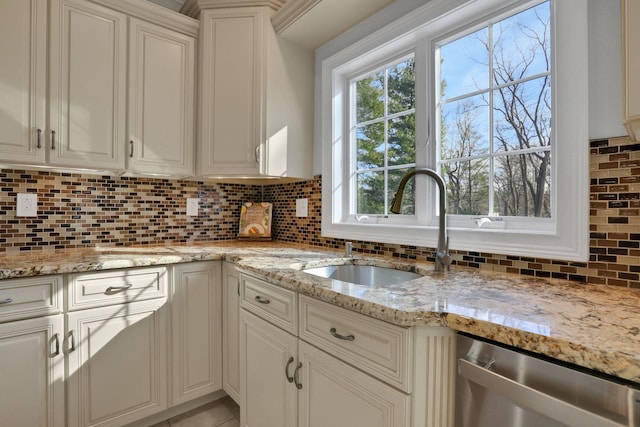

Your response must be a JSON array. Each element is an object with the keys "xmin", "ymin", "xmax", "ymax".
[
  {"xmin": 240, "ymin": 273, "xmax": 297, "ymax": 334},
  {"xmin": 67, "ymin": 267, "xmax": 168, "ymax": 311},
  {"xmin": 299, "ymin": 295, "xmax": 411, "ymax": 392},
  {"xmin": 0, "ymin": 276, "xmax": 63, "ymax": 323}
]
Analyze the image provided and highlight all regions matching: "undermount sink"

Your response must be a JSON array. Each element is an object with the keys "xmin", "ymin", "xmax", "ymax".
[{"xmin": 303, "ymin": 264, "xmax": 422, "ymax": 286}]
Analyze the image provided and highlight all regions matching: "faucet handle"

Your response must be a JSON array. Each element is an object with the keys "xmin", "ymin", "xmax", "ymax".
[{"xmin": 439, "ymin": 237, "xmax": 452, "ymax": 270}]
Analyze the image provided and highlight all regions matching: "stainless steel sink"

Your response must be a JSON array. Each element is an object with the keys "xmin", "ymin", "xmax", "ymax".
[{"xmin": 303, "ymin": 264, "xmax": 422, "ymax": 286}]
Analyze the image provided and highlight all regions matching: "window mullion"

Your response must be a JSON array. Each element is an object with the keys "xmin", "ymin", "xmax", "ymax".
[{"xmin": 488, "ymin": 22, "xmax": 495, "ymax": 217}]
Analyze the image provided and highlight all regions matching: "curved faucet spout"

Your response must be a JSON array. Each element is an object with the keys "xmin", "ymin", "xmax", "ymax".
[{"xmin": 390, "ymin": 168, "xmax": 451, "ymax": 272}]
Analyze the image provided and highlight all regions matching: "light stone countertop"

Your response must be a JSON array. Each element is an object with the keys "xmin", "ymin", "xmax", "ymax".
[{"xmin": 1, "ymin": 241, "xmax": 639, "ymax": 386}]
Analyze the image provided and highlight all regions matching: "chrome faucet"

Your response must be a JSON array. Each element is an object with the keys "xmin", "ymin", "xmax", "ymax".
[{"xmin": 390, "ymin": 168, "xmax": 452, "ymax": 272}]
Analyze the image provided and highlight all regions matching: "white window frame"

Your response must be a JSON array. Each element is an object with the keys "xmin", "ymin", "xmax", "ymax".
[{"xmin": 319, "ymin": 0, "xmax": 589, "ymax": 261}]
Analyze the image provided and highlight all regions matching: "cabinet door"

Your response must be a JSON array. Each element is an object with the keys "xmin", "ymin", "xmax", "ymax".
[
  {"xmin": 240, "ymin": 309, "xmax": 298, "ymax": 427},
  {"xmin": 171, "ymin": 262, "xmax": 222, "ymax": 406},
  {"xmin": 198, "ymin": 8, "xmax": 264, "ymax": 176},
  {"xmin": 222, "ymin": 262, "xmax": 241, "ymax": 403},
  {"xmin": 66, "ymin": 299, "xmax": 168, "ymax": 427},
  {"xmin": 128, "ymin": 18, "xmax": 196, "ymax": 177},
  {"xmin": 297, "ymin": 341, "xmax": 410, "ymax": 427},
  {"xmin": 0, "ymin": 315, "xmax": 65, "ymax": 427},
  {"xmin": 49, "ymin": 0, "xmax": 126, "ymax": 170},
  {"xmin": 0, "ymin": 0, "xmax": 47, "ymax": 164},
  {"xmin": 622, "ymin": 0, "xmax": 640, "ymax": 139}
]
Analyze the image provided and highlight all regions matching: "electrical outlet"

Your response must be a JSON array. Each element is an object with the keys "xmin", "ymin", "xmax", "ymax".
[
  {"xmin": 186, "ymin": 198, "xmax": 199, "ymax": 216},
  {"xmin": 296, "ymin": 198, "xmax": 308, "ymax": 217},
  {"xmin": 16, "ymin": 193, "xmax": 38, "ymax": 217}
]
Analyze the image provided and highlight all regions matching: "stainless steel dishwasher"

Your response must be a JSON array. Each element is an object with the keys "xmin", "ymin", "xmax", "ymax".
[{"xmin": 455, "ymin": 333, "xmax": 640, "ymax": 427}]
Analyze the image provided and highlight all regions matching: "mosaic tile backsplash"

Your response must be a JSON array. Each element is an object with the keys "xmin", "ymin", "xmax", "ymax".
[
  {"xmin": 1, "ymin": 135, "xmax": 639, "ymax": 288},
  {"xmin": 0, "ymin": 172, "xmax": 260, "ymax": 251}
]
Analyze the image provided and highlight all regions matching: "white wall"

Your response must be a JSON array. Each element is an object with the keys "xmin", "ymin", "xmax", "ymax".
[{"xmin": 313, "ymin": 0, "xmax": 628, "ymax": 175}]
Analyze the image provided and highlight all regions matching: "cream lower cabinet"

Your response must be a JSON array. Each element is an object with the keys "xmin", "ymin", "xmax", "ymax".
[
  {"xmin": 66, "ymin": 298, "xmax": 169, "ymax": 427},
  {"xmin": 240, "ymin": 309, "xmax": 298, "ymax": 427},
  {"xmin": 239, "ymin": 273, "xmax": 457, "ymax": 427},
  {"xmin": 222, "ymin": 262, "xmax": 241, "ymax": 403},
  {"xmin": 0, "ymin": 275, "xmax": 65, "ymax": 427},
  {"xmin": 65, "ymin": 266, "xmax": 170, "ymax": 427},
  {"xmin": 0, "ymin": 315, "xmax": 65, "ymax": 427},
  {"xmin": 171, "ymin": 261, "xmax": 222, "ymax": 406},
  {"xmin": 240, "ymin": 305, "xmax": 410, "ymax": 427},
  {"xmin": 297, "ymin": 341, "xmax": 410, "ymax": 426},
  {"xmin": 240, "ymin": 275, "xmax": 424, "ymax": 427}
]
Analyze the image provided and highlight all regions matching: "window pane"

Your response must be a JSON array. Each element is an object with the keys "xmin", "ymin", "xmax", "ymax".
[
  {"xmin": 357, "ymin": 171, "xmax": 385, "ymax": 214},
  {"xmin": 388, "ymin": 113, "xmax": 415, "ymax": 166},
  {"xmin": 356, "ymin": 122, "xmax": 385, "ymax": 170},
  {"xmin": 493, "ymin": 76, "xmax": 550, "ymax": 152},
  {"xmin": 493, "ymin": 2, "xmax": 551, "ymax": 84},
  {"xmin": 356, "ymin": 71, "xmax": 384, "ymax": 123},
  {"xmin": 442, "ymin": 158, "xmax": 489, "ymax": 215},
  {"xmin": 440, "ymin": 95, "xmax": 489, "ymax": 159},
  {"xmin": 439, "ymin": 27, "xmax": 489, "ymax": 100},
  {"xmin": 388, "ymin": 58, "xmax": 415, "ymax": 115},
  {"xmin": 389, "ymin": 168, "xmax": 415, "ymax": 215},
  {"xmin": 494, "ymin": 152, "xmax": 551, "ymax": 217}
]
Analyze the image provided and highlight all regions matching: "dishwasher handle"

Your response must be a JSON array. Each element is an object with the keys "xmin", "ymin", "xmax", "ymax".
[{"xmin": 458, "ymin": 358, "xmax": 626, "ymax": 427}]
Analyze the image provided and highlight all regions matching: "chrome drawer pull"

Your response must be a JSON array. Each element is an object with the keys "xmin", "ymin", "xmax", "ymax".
[
  {"xmin": 285, "ymin": 356, "xmax": 295, "ymax": 383},
  {"xmin": 293, "ymin": 362, "xmax": 303, "ymax": 390},
  {"xmin": 330, "ymin": 327, "xmax": 355, "ymax": 341},
  {"xmin": 52, "ymin": 333, "xmax": 60, "ymax": 356},
  {"xmin": 68, "ymin": 330, "xmax": 76, "ymax": 353},
  {"xmin": 105, "ymin": 283, "xmax": 133, "ymax": 294},
  {"xmin": 255, "ymin": 295, "xmax": 270, "ymax": 304},
  {"xmin": 0, "ymin": 298, "xmax": 13, "ymax": 305}
]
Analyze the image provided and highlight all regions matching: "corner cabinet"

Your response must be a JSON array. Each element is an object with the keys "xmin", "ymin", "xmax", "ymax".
[
  {"xmin": 622, "ymin": 0, "xmax": 640, "ymax": 140},
  {"xmin": 197, "ymin": 6, "xmax": 313, "ymax": 179},
  {"xmin": 222, "ymin": 262, "xmax": 241, "ymax": 404},
  {"xmin": 170, "ymin": 261, "xmax": 222, "ymax": 405}
]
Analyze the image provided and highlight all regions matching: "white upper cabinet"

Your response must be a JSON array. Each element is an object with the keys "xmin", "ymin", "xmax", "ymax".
[
  {"xmin": 622, "ymin": 0, "xmax": 640, "ymax": 140},
  {"xmin": 197, "ymin": 6, "xmax": 313, "ymax": 179},
  {"xmin": 127, "ymin": 18, "xmax": 196, "ymax": 177},
  {"xmin": 49, "ymin": 0, "xmax": 127, "ymax": 170},
  {"xmin": 0, "ymin": 0, "xmax": 47, "ymax": 164},
  {"xmin": 1, "ymin": 0, "xmax": 197, "ymax": 176}
]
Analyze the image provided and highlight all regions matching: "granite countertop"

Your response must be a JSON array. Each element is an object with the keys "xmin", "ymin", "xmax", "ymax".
[{"xmin": 1, "ymin": 241, "xmax": 639, "ymax": 386}]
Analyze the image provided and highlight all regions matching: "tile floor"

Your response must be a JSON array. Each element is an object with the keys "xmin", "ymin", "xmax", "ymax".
[{"xmin": 151, "ymin": 397, "xmax": 240, "ymax": 427}]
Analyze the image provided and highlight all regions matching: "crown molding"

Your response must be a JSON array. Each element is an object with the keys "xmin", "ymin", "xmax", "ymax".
[
  {"xmin": 90, "ymin": 0, "xmax": 199, "ymax": 36},
  {"xmin": 271, "ymin": 0, "xmax": 320, "ymax": 34},
  {"xmin": 180, "ymin": 0, "xmax": 286, "ymax": 17}
]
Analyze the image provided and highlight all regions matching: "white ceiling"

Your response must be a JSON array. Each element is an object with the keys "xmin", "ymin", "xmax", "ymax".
[
  {"xmin": 276, "ymin": 0, "xmax": 395, "ymax": 49},
  {"xmin": 146, "ymin": 0, "xmax": 396, "ymax": 50}
]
